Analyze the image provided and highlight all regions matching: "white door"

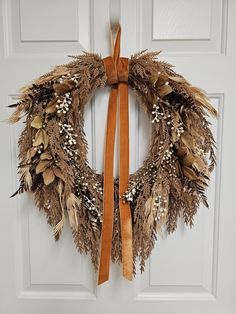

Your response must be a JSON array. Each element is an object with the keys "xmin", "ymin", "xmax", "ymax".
[{"xmin": 0, "ymin": 0, "xmax": 235, "ymax": 313}]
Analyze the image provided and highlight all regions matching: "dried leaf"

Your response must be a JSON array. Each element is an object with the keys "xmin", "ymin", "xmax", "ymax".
[
  {"xmin": 53, "ymin": 167, "xmax": 65, "ymax": 181},
  {"xmin": 198, "ymin": 176, "xmax": 209, "ymax": 184},
  {"xmin": 31, "ymin": 116, "xmax": 43, "ymax": 129},
  {"xmin": 158, "ymin": 84, "xmax": 172, "ymax": 97},
  {"xmin": 32, "ymin": 129, "xmax": 49, "ymax": 148},
  {"xmin": 54, "ymin": 210, "xmax": 65, "ymax": 237},
  {"xmin": 21, "ymin": 166, "xmax": 32, "ymax": 190},
  {"xmin": 40, "ymin": 152, "xmax": 52, "ymax": 160},
  {"xmin": 8, "ymin": 111, "xmax": 21, "ymax": 123},
  {"xmin": 65, "ymin": 80, "xmax": 76, "ymax": 89},
  {"xmin": 53, "ymin": 80, "xmax": 75, "ymax": 95},
  {"xmin": 192, "ymin": 156, "xmax": 207, "ymax": 173},
  {"xmin": 57, "ymin": 180, "xmax": 64, "ymax": 205},
  {"xmin": 144, "ymin": 197, "xmax": 155, "ymax": 232},
  {"xmin": 33, "ymin": 129, "xmax": 44, "ymax": 147},
  {"xmin": 181, "ymin": 133, "xmax": 193, "ymax": 149},
  {"xmin": 145, "ymin": 197, "xmax": 154, "ymax": 216},
  {"xmin": 169, "ymin": 76, "xmax": 186, "ymax": 83},
  {"xmin": 42, "ymin": 130, "xmax": 49, "ymax": 149},
  {"xmin": 68, "ymin": 207, "xmax": 79, "ymax": 230},
  {"xmin": 46, "ymin": 100, "xmax": 57, "ymax": 114},
  {"xmin": 66, "ymin": 192, "xmax": 81, "ymax": 209},
  {"xmin": 196, "ymin": 180, "xmax": 208, "ymax": 188},
  {"xmin": 150, "ymin": 73, "xmax": 159, "ymax": 85},
  {"xmin": 195, "ymin": 94, "xmax": 218, "ymax": 117},
  {"xmin": 66, "ymin": 193, "xmax": 80, "ymax": 230},
  {"xmin": 183, "ymin": 154, "xmax": 196, "ymax": 167},
  {"xmin": 176, "ymin": 146, "xmax": 188, "ymax": 157},
  {"xmin": 8, "ymin": 104, "xmax": 24, "ymax": 124},
  {"xmin": 36, "ymin": 160, "xmax": 50, "ymax": 174},
  {"xmin": 26, "ymin": 147, "xmax": 37, "ymax": 160},
  {"xmin": 182, "ymin": 166, "xmax": 199, "ymax": 180},
  {"xmin": 43, "ymin": 168, "xmax": 55, "ymax": 185}
]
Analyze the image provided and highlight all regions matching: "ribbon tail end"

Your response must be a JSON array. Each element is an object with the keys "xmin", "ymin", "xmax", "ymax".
[{"xmin": 98, "ymin": 274, "xmax": 109, "ymax": 285}]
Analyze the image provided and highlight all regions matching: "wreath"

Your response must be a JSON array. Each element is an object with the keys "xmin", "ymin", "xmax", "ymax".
[{"xmin": 9, "ymin": 27, "xmax": 217, "ymax": 284}]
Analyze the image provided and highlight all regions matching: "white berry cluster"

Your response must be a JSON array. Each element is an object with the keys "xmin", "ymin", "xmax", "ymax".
[
  {"xmin": 176, "ymin": 123, "xmax": 184, "ymax": 138},
  {"xmin": 58, "ymin": 72, "xmax": 80, "ymax": 84},
  {"xmin": 124, "ymin": 187, "xmax": 136, "ymax": 202},
  {"xmin": 151, "ymin": 103, "xmax": 171, "ymax": 124},
  {"xmin": 59, "ymin": 122, "xmax": 79, "ymax": 158},
  {"xmin": 56, "ymin": 93, "xmax": 72, "ymax": 114},
  {"xmin": 152, "ymin": 195, "xmax": 168, "ymax": 222}
]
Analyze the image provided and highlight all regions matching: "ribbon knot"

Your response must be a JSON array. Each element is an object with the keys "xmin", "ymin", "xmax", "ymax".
[
  {"xmin": 103, "ymin": 56, "xmax": 129, "ymax": 85},
  {"xmin": 98, "ymin": 26, "xmax": 133, "ymax": 285}
]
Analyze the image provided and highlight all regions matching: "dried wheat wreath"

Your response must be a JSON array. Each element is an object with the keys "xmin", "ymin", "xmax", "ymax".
[{"xmin": 9, "ymin": 27, "xmax": 217, "ymax": 284}]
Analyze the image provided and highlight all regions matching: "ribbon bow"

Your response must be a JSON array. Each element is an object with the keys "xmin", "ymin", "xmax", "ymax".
[{"xmin": 98, "ymin": 26, "xmax": 133, "ymax": 285}]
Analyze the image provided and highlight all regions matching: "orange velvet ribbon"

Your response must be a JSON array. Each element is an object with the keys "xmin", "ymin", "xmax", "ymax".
[{"xmin": 98, "ymin": 26, "xmax": 133, "ymax": 285}]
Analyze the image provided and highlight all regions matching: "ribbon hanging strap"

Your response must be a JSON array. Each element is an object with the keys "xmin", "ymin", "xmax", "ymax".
[{"xmin": 98, "ymin": 26, "xmax": 133, "ymax": 285}]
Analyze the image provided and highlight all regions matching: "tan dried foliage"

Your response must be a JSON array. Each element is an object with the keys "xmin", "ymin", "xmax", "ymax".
[{"xmin": 9, "ymin": 50, "xmax": 217, "ymax": 274}]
